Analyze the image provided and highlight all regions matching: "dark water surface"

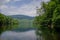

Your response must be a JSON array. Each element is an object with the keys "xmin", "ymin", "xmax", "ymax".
[{"xmin": 1, "ymin": 30, "xmax": 37, "ymax": 40}]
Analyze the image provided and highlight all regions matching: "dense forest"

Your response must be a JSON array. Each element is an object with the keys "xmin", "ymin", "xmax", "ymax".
[
  {"xmin": 34, "ymin": 0, "xmax": 60, "ymax": 40},
  {"xmin": 0, "ymin": 13, "xmax": 18, "ymax": 34},
  {"xmin": 0, "ymin": 13, "xmax": 34, "ymax": 34}
]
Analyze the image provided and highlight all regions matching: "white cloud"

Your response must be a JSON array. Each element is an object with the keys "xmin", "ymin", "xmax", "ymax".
[
  {"xmin": 0, "ymin": 0, "xmax": 11, "ymax": 6},
  {"xmin": 0, "ymin": 0, "xmax": 40, "ymax": 17},
  {"xmin": 0, "ymin": 0, "xmax": 10, "ymax": 3},
  {"xmin": 5, "ymin": 0, "xmax": 10, "ymax": 2},
  {"xmin": 43, "ymin": 0, "xmax": 50, "ymax": 2},
  {"xmin": 13, "ymin": 0, "xmax": 22, "ymax": 2},
  {"xmin": 0, "ymin": 0, "xmax": 21, "ymax": 5},
  {"xmin": 0, "ymin": 0, "xmax": 49, "ymax": 17}
]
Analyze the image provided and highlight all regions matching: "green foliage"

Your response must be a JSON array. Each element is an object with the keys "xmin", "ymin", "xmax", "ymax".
[
  {"xmin": 0, "ymin": 13, "xmax": 19, "ymax": 34},
  {"xmin": 34, "ymin": 0, "xmax": 60, "ymax": 40}
]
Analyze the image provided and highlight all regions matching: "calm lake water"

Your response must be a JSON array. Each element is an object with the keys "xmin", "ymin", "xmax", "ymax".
[{"xmin": 1, "ymin": 30, "xmax": 37, "ymax": 40}]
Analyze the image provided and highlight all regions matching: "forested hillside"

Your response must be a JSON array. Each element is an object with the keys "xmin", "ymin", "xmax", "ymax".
[
  {"xmin": 0, "ymin": 13, "xmax": 18, "ymax": 25},
  {"xmin": 0, "ymin": 13, "xmax": 18, "ymax": 34},
  {"xmin": 0, "ymin": 13, "xmax": 35, "ymax": 33},
  {"xmin": 10, "ymin": 15, "xmax": 34, "ymax": 20}
]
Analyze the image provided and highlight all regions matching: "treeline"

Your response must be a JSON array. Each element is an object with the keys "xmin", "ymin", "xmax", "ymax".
[
  {"xmin": 0, "ymin": 13, "xmax": 18, "ymax": 25},
  {"xmin": 34, "ymin": 0, "xmax": 60, "ymax": 40},
  {"xmin": 0, "ymin": 13, "xmax": 19, "ymax": 34}
]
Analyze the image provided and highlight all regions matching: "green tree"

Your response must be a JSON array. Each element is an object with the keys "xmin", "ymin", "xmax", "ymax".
[
  {"xmin": 34, "ymin": 0, "xmax": 60, "ymax": 40},
  {"xmin": 0, "ymin": 13, "xmax": 19, "ymax": 34}
]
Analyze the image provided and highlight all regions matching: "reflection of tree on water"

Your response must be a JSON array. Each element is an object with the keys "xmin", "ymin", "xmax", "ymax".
[
  {"xmin": 35, "ymin": 29, "xmax": 42, "ymax": 40},
  {"xmin": 0, "ymin": 24, "xmax": 19, "ymax": 35},
  {"xmin": 35, "ymin": 28, "xmax": 60, "ymax": 40}
]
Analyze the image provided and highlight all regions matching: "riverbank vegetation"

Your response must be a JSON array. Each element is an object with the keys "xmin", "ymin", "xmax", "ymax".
[
  {"xmin": 34, "ymin": 0, "xmax": 60, "ymax": 40},
  {"xmin": 0, "ymin": 13, "xmax": 19, "ymax": 34},
  {"xmin": 0, "ymin": 13, "xmax": 34, "ymax": 34}
]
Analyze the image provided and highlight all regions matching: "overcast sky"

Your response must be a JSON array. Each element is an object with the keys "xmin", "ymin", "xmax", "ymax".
[{"xmin": 0, "ymin": 0, "xmax": 49, "ymax": 17}]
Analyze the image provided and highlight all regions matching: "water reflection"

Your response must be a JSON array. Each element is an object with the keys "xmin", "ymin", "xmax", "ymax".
[
  {"xmin": 36, "ymin": 29, "xmax": 60, "ymax": 40},
  {"xmin": 0, "ymin": 24, "xmax": 19, "ymax": 34},
  {"xmin": 1, "ymin": 24, "xmax": 59, "ymax": 40},
  {"xmin": 1, "ymin": 30, "xmax": 37, "ymax": 40},
  {"xmin": 0, "ymin": 24, "xmax": 37, "ymax": 40}
]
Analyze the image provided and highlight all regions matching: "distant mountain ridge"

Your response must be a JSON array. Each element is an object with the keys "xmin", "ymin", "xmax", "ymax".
[
  {"xmin": 10, "ymin": 15, "xmax": 34, "ymax": 20},
  {"xmin": 8, "ymin": 15, "xmax": 35, "ymax": 32}
]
